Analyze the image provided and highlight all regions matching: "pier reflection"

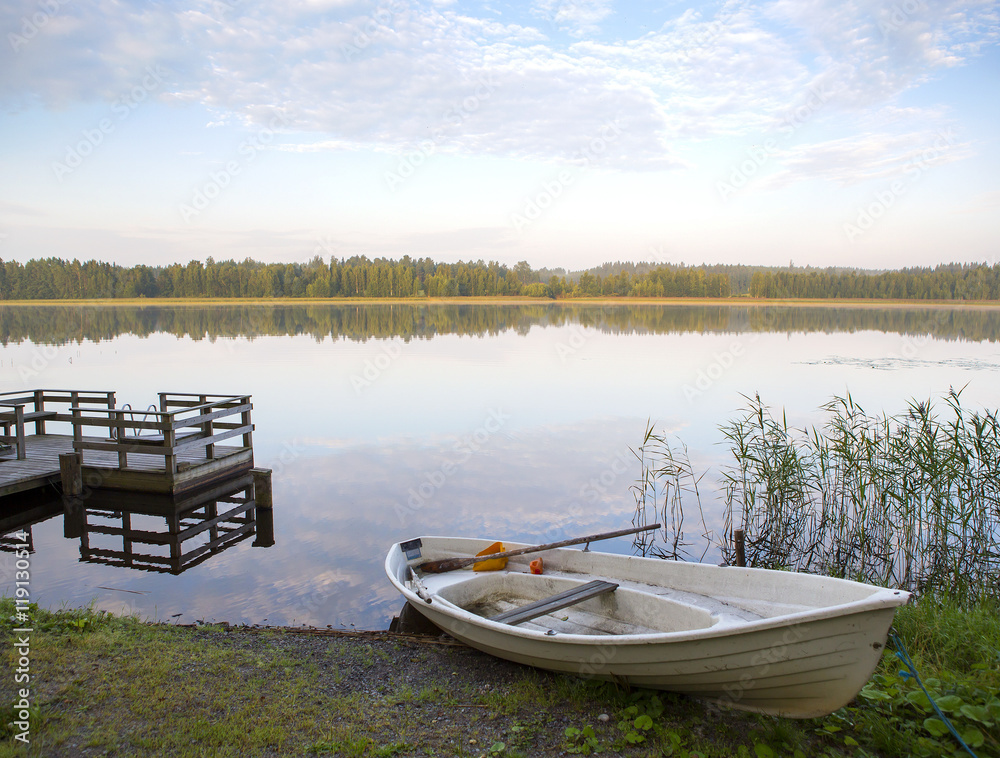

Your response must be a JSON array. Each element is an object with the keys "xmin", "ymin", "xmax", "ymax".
[
  {"xmin": 1, "ymin": 473, "xmax": 274, "ymax": 574},
  {"xmin": 0, "ymin": 489, "xmax": 61, "ymax": 553}
]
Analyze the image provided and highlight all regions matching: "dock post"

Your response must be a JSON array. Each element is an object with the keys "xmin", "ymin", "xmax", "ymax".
[
  {"xmin": 59, "ymin": 452, "xmax": 83, "ymax": 497},
  {"xmin": 14, "ymin": 405, "xmax": 25, "ymax": 460},
  {"xmin": 251, "ymin": 468, "xmax": 274, "ymax": 547},
  {"xmin": 734, "ymin": 529, "xmax": 746, "ymax": 568},
  {"xmin": 251, "ymin": 468, "xmax": 272, "ymax": 509},
  {"xmin": 60, "ymin": 452, "xmax": 84, "ymax": 539}
]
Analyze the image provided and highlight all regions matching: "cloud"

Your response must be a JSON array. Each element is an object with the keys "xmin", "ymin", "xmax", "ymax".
[
  {"xmin": 532, "ymin": 0, "xmax": 614, "ymax": 38},
  {"xmin": 761, "ymin": 127, "xmax": 972, "ymax": 188},
  {"xmin": 2, "ymin": 0, "xmax": 997, "ymax": 171},
  {"xmin": 764, "ymin": 0, "xmax": 1000, "ymax": 108}
]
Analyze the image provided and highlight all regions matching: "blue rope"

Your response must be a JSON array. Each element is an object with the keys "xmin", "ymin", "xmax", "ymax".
[{"xmin": 889, "ymin": 632, "xmax": 979, "ymax": 758}]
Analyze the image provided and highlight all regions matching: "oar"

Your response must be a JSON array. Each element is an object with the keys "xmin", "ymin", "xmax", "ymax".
[{"xmin": 416, "ymin": 524, "xmax": 662, "ymax": 574}]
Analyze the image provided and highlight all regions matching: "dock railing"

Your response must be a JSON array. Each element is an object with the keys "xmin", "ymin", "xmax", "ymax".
[
  {"xmin": 70, "ymin": 393, "xmax": 253, "ymax": 474},
  {"xmin": 0, "ymin": 389, "xmax": 116, "ymax": 460}
]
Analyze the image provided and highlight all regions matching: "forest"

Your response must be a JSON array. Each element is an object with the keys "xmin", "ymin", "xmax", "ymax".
[{"xmin": 0, "ymin": 255, "xmax": 997, "ymax": 301}]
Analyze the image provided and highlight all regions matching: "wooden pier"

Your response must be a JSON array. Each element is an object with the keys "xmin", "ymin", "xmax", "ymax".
[{"xmin": 0, "ymin": 389, "xmax": 255, "ymax": 498}]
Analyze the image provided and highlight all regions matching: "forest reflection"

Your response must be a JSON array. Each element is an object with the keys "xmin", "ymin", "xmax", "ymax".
[{"xmin": 3, "ymin": 301, "xmax": 1000, "ymax": 345}]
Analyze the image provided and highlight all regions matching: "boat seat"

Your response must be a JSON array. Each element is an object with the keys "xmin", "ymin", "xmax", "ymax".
[{"xmin": 490, "ymin": 579, "xmax": 619, "ymax": 626}]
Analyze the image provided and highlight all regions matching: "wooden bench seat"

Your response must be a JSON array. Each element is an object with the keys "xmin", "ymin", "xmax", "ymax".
[
  {"xmin": 490, "ymin": 580, "xmax": 619, "ymax": 626},
  {"xmin": 0, "ymin": 410, "xmax": 57, "ymax": 428},
  {"xmin": 109, "ymin": 430, "xmax": 201, "ymax": 446}
]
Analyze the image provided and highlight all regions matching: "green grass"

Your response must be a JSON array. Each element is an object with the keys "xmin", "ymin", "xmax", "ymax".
[
  {"xmin": 3, "ymin": 592, "xmax": 998, "ymax": 757},
  {"xmin": 828, "ymin": 596, "xmax": 1000, "ymax": 758}
]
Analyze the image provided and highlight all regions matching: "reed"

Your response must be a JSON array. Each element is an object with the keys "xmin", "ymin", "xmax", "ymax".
[
  {"xmin": 717, "ymin": 389, "xmax": 1000, "ymax": 603},
  {"xmin": 630, "ymin": 422, "xmax": 712, "ymax": 562},
  {"xmin": 634, "ymin": 390, "xmax": 1000, "ymax": 603}
]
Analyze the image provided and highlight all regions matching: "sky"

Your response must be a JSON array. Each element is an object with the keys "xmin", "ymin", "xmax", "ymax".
[{"xmin": 1, "ymin": 0, "xmax": 998, "ymax": 272}]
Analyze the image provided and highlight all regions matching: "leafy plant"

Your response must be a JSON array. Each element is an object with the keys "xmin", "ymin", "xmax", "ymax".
[
  {"xmin": 563, "ymin": 725, "xmax": 601, "ymax": 754},
  {"xmin": 820, "ymin": 602, "xmax": 1000, "ymax": 758}
]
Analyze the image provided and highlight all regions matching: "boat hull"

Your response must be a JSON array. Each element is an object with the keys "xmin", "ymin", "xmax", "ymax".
[{"xmin": 386, "ymin": 537, "xmax": 909, "ymax": 718}]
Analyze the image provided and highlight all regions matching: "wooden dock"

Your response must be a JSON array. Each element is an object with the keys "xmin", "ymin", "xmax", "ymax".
[{"xmin": 0, "ymin": 390, "xmax": 254, "ymax": 498}]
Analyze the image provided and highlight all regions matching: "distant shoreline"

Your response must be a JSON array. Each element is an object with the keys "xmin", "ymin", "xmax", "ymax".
[{"xmin": 2, "ymin": 296, "xmax": 1000, "ymax": 309}]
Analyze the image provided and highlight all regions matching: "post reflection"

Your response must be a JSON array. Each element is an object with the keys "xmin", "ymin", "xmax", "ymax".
[{"xmin": 1, "ymin": 474, "xmax": 275, "ymax": 575}]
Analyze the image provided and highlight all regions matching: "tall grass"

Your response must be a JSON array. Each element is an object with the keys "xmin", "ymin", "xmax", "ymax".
[
  {"xmin": 630, "ymin": 422, "xmax": 713, "ymax": 562},
  {"xmin": 718, "ymin": 389, "xmax": 1000, "ymax": 603}
]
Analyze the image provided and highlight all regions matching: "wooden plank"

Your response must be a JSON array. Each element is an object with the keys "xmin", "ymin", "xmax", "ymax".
[
  {"xmin": 172, "ymin": 425, "xmax": 251, "ymax": 453},
  {"xmin": 489, "ymin": 580, "xmax": 619, "ymax": 626},
  {"xmin": 0, "ymin": 411, "xmax": 57, "ymax": 423},
  {"xmin": 0, "ymin": 432, "xmax": 249, "ymax": 497},
  {"xmin": 167, "ymin": 402, "xmax": 251, "ymax": 431}
]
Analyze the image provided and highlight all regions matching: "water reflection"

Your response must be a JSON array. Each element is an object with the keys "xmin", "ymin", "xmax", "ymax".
[
  {"xmin": 67, "ymin": 475, "xmax": 272, "ymax": 574},
  {"xmin": 2, "ymin": 303, "xmax": 1000, "ymax": 629},
  {"xmin": 1, "ymin": 475, "xmax": 273, "ymax": 581},
  {"xmin": 0, "ymin": 490, "xmax": 61, "ymax": 554},
  {"xmin": 2, "ymin": 302, "xmax": 1000, "ymax": 345}
]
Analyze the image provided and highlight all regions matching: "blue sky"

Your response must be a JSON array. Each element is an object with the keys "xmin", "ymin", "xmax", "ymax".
[{"xmin": 1, "ymin": 0, "xmax": 998, "ymax": 270}]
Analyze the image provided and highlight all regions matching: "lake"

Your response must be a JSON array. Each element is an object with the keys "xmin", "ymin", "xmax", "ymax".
[{"xmin": 2, "ymin": 302, "xmax": 999, "ymax": 629}]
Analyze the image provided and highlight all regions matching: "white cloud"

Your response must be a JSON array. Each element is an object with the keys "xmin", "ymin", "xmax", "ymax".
[
  {"xmin": 762, "ymin": 128, "xmax": 972, "ymax": 188},
  {"xmin": 2, "ymin": 0, "xmax": 997, "ymax": 172},
  {"xmin": 532, "ymin": 0, "xmax": 614, "ymax": 38}
]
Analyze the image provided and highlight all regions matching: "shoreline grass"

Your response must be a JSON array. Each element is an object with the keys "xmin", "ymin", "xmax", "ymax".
[{"xmin": 2, "ymin": 598, "xmax": 997, "ymax": 757}]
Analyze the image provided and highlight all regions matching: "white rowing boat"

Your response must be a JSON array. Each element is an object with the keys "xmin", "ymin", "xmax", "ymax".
[{"xmin": 385, "ymin": 535, "xmax": 910, "ymax": 718}]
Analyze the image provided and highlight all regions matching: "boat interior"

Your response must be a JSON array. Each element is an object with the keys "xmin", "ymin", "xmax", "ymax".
[{"xmin": 393, "ymin": 537, "xmax": 885, "ymax": 638}]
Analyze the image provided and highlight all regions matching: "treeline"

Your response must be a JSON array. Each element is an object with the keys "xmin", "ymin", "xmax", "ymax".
[
  {"xmin": 0, "ymin": 256, "xmax": 997, "ymax": 301},
  {"xmin": 748, "ymin": 264, "xmax": 1000, "ymax": 300},
  {"xmin": 3, "ymin": 303, "xmax": 1000, "ymax": 347},
  {"xmin": 0, "ymin": 256, "xmax": 730, "ymax": 300}
]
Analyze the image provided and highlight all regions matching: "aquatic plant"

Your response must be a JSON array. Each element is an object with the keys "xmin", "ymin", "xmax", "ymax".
[
  {"xmin": 634, "ymin": 389, "xmax": 1000, "ymax": 603},
  {"xmin": 630, "ymin": 422, "xmax": 712, "ymax": 562},
  {"xmin": 718, "ymin": 388, "xmax": 1000, "ymax": 603}
]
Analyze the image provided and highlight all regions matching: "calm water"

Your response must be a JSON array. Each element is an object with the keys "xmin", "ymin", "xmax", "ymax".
[{"xmin": 2, "ymin": 302, "xmax": 1000, "ymax": 628}]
